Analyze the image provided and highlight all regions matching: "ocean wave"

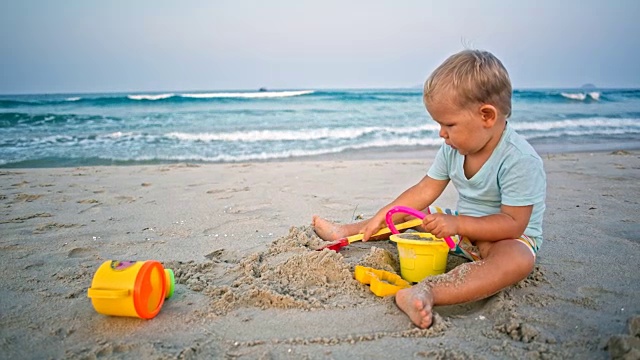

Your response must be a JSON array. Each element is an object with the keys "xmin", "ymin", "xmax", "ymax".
[
  {"xmin": 560, "ymin": 92, "xmax": 600, "ymax": 101},
  {"xmin": 128, "ymin": 93, "xmax": 175, "ymax": 101},
  {"xmin": 511, "ymin": 90, "xmax": 615, "ymax": 103},
  {"xmin": 525, "ymin": 128, "xmax": 640, "ymax": 141},
  {"xmin": 165, "ymin": 124, "xmax": 438, "ymax": 142},
  {"xmin": 122, "ymin": 89, "xmax": 315, "ymax": 102},
  {"xmin": 511, "ymin": 118, "xmax": 639, "ymax": 132},
  {"xmin": 179, "ymin": 90, "xmax": 314, "ymax": 99},
  {"xmin": 202, "ymin": 137, "xmax": 443, "ymax": 162},
  {"xmin": 561, "ymin": 92, "xmax": 587, "ymax": 101},
  {"xmin": 0, "ymin": 112, "xmax": 117, "ymax": 127},
  {"xmin": 319, "ymin": 90, "xmax": 422, "ymax": 102},
  {"xmin": 0, "ymin": 134, "xmax": 444, "ymax": 166},
  {"xmin": 0, "ymin": 90, "xmax": 316, "ymax": 107}
]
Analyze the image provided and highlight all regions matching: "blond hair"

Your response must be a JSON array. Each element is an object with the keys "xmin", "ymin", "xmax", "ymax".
[{"xmin": 424, "ymin": 50, "xmax": 512, "ymax": 118}]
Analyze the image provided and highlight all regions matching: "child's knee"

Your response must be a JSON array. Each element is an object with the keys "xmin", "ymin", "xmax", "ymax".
[
  {"xmin": 487, "ymin": 240, "xmax": 535, "ymax": 278},
  {"xmin": 508, "ymin": 246, "xmax": 535, "ymax": 280}
]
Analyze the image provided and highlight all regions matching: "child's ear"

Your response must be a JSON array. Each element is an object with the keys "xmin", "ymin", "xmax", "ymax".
[{"xmin": 479, "ymin": 105, "xmax": 497, "ymax": 127}]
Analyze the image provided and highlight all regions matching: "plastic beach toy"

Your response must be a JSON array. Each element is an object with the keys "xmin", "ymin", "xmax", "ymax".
[
  {"xmin": 354, "ymin": 265, "xmax": 411, "ymax": 297},
  {"xmin": 385, "ymin": 206, "xmax": 456, "ymax": 249},
  {"xmin": 87, "ymin": 260, "xmax": 175, "ymax": 319},
  {"xmin": 317, "ymin": 218, "xmax": 423, "ymax": 252},
  {"xmin": 385, "ymin": 206, "xmax": 454, "ymax": 282},
  {"xmin": 390, "ymin": 232, "xmax": 450, "ymax": 282},
  {"xmin": 164, "ymin": 268, "xmax": 175, "ymax": 299}
]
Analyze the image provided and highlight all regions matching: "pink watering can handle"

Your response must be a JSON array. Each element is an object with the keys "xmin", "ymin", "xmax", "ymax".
[{"xmin": 385, "ymin": 205, "xmax": 456, "ymax": 249}]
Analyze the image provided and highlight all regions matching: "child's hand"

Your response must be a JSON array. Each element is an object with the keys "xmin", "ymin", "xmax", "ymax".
[
  {"xmin": 361, "ymin": 216, "xmax": 386, "ymax": 241},
  {"xmin": 422, "ymin": 213, "xmax": 459, "ymax": 239}
]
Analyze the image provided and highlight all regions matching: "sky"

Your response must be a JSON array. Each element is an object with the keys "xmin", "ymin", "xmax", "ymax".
[{"xmin": 1, "ymin": 0, "xmax": 640, "ymax": 94}]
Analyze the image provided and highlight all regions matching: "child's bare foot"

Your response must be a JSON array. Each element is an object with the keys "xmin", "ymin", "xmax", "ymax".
[
  {"xmin": 312, "ymin": 216, "xmax": 349, "ymax": 242},
  {"xmin": 395, "ymin": 284, "xmax": 434, "ymax": 329}
]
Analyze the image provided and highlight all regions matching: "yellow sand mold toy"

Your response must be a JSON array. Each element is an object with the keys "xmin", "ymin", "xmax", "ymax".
[
  {"xmin": 354, "ymin": 265, "xmax": 411, "ymax": 297},
  {"xmin": 87, "ymin": 260, "xmax": 175, "ymax": 319}
]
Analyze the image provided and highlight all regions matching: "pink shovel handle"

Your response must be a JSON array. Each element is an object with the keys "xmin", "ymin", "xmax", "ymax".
[{"xmin": 385, "ymin": 206, "xmax": 456, "ymax": 249}]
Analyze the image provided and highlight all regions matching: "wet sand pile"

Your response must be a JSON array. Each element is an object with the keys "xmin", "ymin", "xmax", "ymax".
[
  {"xmin": 167, "ymin": 226, "xmax": 406, "ymax": 317},
  {"xmin": 356, "ymin": 246, "xmax": 400, "ymax": 273}
]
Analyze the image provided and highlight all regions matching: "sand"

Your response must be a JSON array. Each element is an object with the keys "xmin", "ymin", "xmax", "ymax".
[{"xmin": 0, "ymin": 149, "xmax": 639, "ymax": 359}]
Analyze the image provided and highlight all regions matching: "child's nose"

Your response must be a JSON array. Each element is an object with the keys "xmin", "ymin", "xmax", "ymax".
[{"xmin": 439, "ymin": 127, "xmax": 448, "ymax": 138}]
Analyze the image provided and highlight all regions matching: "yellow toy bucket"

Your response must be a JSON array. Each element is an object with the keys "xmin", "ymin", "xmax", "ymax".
[
  {"xmin": 87, "ymin": 260, "xmax": 167, "ymax": 319},
  {"xmin": 390, "ymin": 233, "xmax": 450, "ymax": 283}
]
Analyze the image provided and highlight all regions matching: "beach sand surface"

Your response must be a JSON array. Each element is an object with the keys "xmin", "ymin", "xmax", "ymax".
[{"xmin": 1, "ymin": 150, "xmax": 639, "ymax": 359}]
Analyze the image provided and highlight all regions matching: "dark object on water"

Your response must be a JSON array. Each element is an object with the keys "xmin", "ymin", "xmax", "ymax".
[{"xmin": 259, "ymin": 87, "xmax": 268, "ymax": 92}]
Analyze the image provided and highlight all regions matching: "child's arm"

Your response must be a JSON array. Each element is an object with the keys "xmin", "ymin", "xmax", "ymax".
[
  {"xmin": 423, "ymin": 204, "xmax": 533, "ymax": 242},
  {"xmin": 361, "ymin": 175, "xmax": 449, "ymax": 240}
]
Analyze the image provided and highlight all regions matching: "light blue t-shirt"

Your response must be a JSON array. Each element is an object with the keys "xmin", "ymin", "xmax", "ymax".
[{"xmin": 427, "ymin": 123, "xmax": 546, "ymax": 245}]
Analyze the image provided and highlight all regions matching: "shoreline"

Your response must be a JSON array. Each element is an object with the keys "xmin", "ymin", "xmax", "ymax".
[
  {"xmin": 3, "ymin": 139, "xmax": 640, "ymax": 169},
  {"xmin": 1, "ymin": 148, "xmax": 638, "ymax": 359}
]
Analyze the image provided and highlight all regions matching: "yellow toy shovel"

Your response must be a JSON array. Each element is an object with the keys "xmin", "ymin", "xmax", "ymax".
[{"xmin": 317, "ymin": 218, "xmax": 422, "ymax": 252}]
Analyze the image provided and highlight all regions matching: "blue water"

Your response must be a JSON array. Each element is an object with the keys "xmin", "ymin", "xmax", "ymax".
[{"xmin": 1, "ymin": 88, "xmax": 639, "ymax": 167}]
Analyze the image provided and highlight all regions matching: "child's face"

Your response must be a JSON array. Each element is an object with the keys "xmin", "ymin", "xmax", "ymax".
[{"xmin": 426, "ymin": 100, "xmax": 492, "ymax": 156}]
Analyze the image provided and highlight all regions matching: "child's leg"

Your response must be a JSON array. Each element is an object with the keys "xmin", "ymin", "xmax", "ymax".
[{"xmin": 395, "ymin": 239, "xmax": 535, "ymax": 329}]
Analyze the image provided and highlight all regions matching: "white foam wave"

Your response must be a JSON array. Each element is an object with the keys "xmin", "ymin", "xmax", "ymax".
[
  {"xmin": 561, "ymin": 92, "xmax": 587, "ymax": 101},
  {"xmin": 560, "ymin": 92, "xmax": 600, "ymax": 101},
  {"xmin": 128, "ymin": 93, "xmax": 175, "ymax": 101},
  {"xmin": 166, "ymin": 124, "xmax": 437, "ymax": 143},
  {"xmin": 95, "ymin": 137, "xmax": 444, "ymax": 163},
  {"xmin": 525, "ymin": 128, "xmax": 640, "ymax": 140},
  {"xmin": 511, "ymin": 118, "xmax": 639, "ymax": 132},
  {"xmin": 179, "ymin": 90, "xmax": 314, "ymax": 99},
  {"xmin": 104, "ymin": 131, "xmax": 137, "ymax": 139},
  {"xmin": 42, "ymin": 135, "xmax": 75, "ymax": 144},
  {"xmin": 65, "ymin": 97, "xmax": 81, "ymax": 101}
]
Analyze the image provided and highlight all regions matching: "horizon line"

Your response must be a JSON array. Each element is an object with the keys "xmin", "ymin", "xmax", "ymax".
[{"xmin": 2, "ymin": 85, "xmax": 639, "ymax": 97}]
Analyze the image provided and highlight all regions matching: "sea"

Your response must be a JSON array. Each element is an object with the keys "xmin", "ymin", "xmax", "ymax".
[{"xmin": 1, "ymin": 88, "xmax": 639, "ymax": 168}]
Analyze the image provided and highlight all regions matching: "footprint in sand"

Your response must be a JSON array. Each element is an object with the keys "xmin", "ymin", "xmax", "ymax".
[
  {"xmin": 114, "ymin": 196, "xmax": 136, "ymax": 204},
  {"xmin": 204, "ymin": 248, "xmax": 237, "ymax": 263},
  {"xmin": 0, "ymin": 212, "xmax": 52, "ymax": 224},
  {"xmin": 67, "ymin": 247, "xmax": 94, "ymax": 258},
  {"xmin": 10, "ymin": 181, "xmax": 29, "ymax": 188},
  {"xmin": 577, "ymin": 286, "xmax": 625, "ymax": 298},
  {"xmin": 206, "ymin": 187, "xmax": 250, "ymax": 198},
  {"xmin": 203, "ymin": 225, "xmax": 223, "ymax": 235},
  {"xmin": 11, "ymin": 193, "xmax": 43, "ymax": 203},
  {"xmin": 77, "ymin": 199, "xmax": 99, "ymax": 204},
  {"xmin": 24, "ymin": 261, "xmax": 45, "ymax": 270},
  {"xmin": 33, "ymin": 222, "xmax": 81, "ymax": 234}
]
